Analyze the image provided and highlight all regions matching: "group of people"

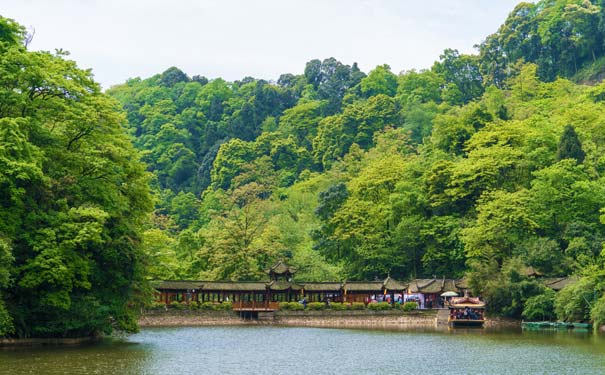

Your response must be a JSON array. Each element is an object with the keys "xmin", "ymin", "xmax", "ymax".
[{"xmin": 450, "ymin": 307, "xmax": 483, "ymax": 320}]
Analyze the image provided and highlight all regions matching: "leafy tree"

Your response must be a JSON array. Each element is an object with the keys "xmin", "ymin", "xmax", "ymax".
[
  {"xmin": 0, "ymin": 238, "xmax": 13, "ymax": 335},
  {"xmin": 433, "ymin": 49, "xmax": 484, "ymax": 104},
  {"xmin": 556, "ymin": 125, "xmax": 585, "ymax": 163},
  {"xmin": 470, "ymin": 258, "xmax": 547, "ymax": 318},
  {"xmin": 211, "ymin": 139, "xmax": 256, "ymax": 190},
  {"xmin": 555, "ymin": 276, "xmax": 597, "ymax": 322},
  {"xmin": 360, "ymin": 64, "xmax": 398, "ymax": 97},
  {"xmin": 197, "ymin": 184, "xmax": 283, "ymax": 280},
  {"xmin": 463, "ymin": 190, "xmax": 536, "ymax": 264},
  {"xmin": 304, "ymin": 58, "xmax": 365, "ymax": 114},
  {"xmin": 169, "ymin": 191, "xmax": 201, "ymax": 230},
  {"xmin": 160, "ymin": 66, "xmax": 189, "ymax": 87},
  {"xmin": 0, "ymin": 16, "xmax": 152, "ymax": 338},
  {"xmin": 523, "ymin": 289, "xmax": 556, "ymax": 321},
  {"xmin": 141, "ymin": 229, "xmax": 179, "ymax": 280}
]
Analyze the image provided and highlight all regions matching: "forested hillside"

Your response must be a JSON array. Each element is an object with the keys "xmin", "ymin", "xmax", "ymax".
[
  {"xmin": 3, "ymin": 0, "xmax": 605, "ymax": 339},
  {"xmin": 106, "ymin": 0, "xmax": 605, "ymax": 322}
]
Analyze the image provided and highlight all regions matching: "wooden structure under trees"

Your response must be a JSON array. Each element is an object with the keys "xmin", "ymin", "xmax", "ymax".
[
  {"xmin": 154, "ymin": 262, "xmax": 412, "ymax": 311},
  {"xmin": 154, "ymin": 262, "xmax": 578, "ymax": 312}
]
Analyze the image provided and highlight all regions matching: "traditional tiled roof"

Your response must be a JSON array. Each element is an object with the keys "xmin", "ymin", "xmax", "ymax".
[
  {"xmin": 155, "ymin": 277, "xmax": 468, "ymax": 294},
  {"xmin": 343, "ymin": 281, "xmax": 384, "ymax": 292},
  {"xmin": 154, "ymin": 280, "xmax": 203, "ymax": 291},
  {"xmin": 442, "ymin": 279, "xmax": 459, "ymax": 293},
  {"xmin": 522, "ymin": 266, "xmax": 544, "ymax": 277},
  {"xmin": 408, "ymin": 278, "xmax": 465, "ymax": 294},
  {"xmin": 302, "ymin": 282, "xmax": 343, "ymax": 292},
  {"xmin": 383, "ymin": 277, "xmax": 407, "ymax": 291},
  {"xmin": 543, "ymin": 276, "xmax": 578, "ymax": 291},
  {"xmin": 450, "ymin": 296, "xmax": 485, "ymax": 308},
  {"xmin": 409, "ymin": 279, "xmax": 439, "ymax": 293},
  {"xmin": 200, "ymin": 281, "xmax": 269, "ymax": 291},
  {"xmin": 268, "ymin": 261, "xmax": 297, "ymax": 275},
  {"xmin": 267, "ymin": 280, "xmax": 303, "ymax": 291},
  {"xmin": 455, "ymin": 278, "xmax": 470, "ymax": 290}
]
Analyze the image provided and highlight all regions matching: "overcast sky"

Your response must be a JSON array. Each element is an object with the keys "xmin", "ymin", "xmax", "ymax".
[{"xmin": 3, "ymin": 1, "xmax": 523, "ymax": 89}]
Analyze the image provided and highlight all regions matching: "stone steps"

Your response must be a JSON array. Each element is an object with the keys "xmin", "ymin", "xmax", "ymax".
[{"xmin": 436, "ymin": 309, "xmax": 450, "ymax": 325}]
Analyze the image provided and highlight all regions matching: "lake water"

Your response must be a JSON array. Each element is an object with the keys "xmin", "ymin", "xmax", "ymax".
[{"xmin": 2, "ymin": 326, "xmax": 605, "ymax": 374}]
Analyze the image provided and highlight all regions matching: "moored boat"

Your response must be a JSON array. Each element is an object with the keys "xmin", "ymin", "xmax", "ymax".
[
  {"xmin": 448, "ymin": 296, "xmax": 486, "ymax": 328},
  {"xmin": 521, "ymin": 321, "xmax": 592, "ymax": 330}
]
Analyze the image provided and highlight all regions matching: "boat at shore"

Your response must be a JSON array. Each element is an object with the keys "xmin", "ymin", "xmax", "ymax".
[
  {"xmin": 448, "ymin": 296, "xmax": 486, "ymax": 328},
  {"xmin": 522, "ymin": 321, "xmax": 592, "ymax": 330}
]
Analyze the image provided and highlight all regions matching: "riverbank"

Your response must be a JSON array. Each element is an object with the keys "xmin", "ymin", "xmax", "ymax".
[{"xmin": 138, "ymin": 308, "xmax": 520, "ymax": 330}]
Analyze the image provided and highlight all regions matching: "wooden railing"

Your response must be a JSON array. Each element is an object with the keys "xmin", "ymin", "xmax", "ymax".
[{"xmin": 232, "ymin": 301, "xmax": 280, "ymax": 311}]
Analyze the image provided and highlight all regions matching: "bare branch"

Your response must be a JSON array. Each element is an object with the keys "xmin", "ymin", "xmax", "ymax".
[{"xmin": 24, "ymin": 27, "xmax": 35, "ymax": 48}]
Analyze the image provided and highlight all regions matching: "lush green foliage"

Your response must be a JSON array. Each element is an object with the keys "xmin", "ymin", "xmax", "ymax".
[
  {"xmin": 401, "ymin": 302, "xmax": 418, "ymax": 312},
  {"xmin": 479, "ymin": 0, "xmax": 605, "ymax": 84},
  {"xmin": 5, "ymin": 0, "xmax": 605, "ymax": 334},
  {"xmin": 367, "ymin": 302, "xmax": 392, "ymax": 311},
  {"xmin": 522, "ymin": 289, "xmax": 556, "ymax": 321},
  {"xmin": 104, "ymin": 2, "xmax": 605, "ymax": 327},
  {"xmin": 279, "ymin": 302, "xmax": 304, "ymax": 311},
  {"xmin": 328, "ymin": 302, "xmax": 348, "ymax": 311},
  {"xmin": 306, "ymin": 302, "xmax": 326, "ymax": 311},
  {"xmin": 0, "ymin": 17, "xmax": 152, "ymax": 337},
  {"xmin": 349, "ymin": 302, "xmax": 366, "ymax": 310}
]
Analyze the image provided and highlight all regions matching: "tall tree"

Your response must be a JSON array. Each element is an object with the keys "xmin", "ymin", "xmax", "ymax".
[
  {"xmin": 0, "ymin": 16, "xmax": 152, "ymax": 338},
  {"xmin": 556, "ymin": 125, "xmax": 585, "ymax": 163}
]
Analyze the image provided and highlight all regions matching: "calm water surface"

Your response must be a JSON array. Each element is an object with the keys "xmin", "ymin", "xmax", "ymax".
[{"xmin": 2, "ymin": 326, "xmax": 605, "ymax": 374}]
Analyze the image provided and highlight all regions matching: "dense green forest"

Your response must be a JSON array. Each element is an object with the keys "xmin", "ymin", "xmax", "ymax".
[
  {"xmin": 3, "ymin": 0, "xmax": 605, "ymax": 338},
  {"xmin": 107, "ymin": 0, "xmax": 605, "ymax": 324}
]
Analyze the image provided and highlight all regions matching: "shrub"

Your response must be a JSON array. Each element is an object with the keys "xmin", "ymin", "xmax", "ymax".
[
  {"xmin": 148, "ymin": 301, "xmax": 166, "ymax": 310},
  {"xmin": 0, "ymin": 300, "xmax": 14, "ymax": 336},
  {"xmin": 290, "ymin": 302, "xmax": 305, "ymax": 311},
  {"xmin": 350, "ymin": 302, "xmax": 366, "ymax": 310},
  {"xmin": 555, "ymin": 277, "xmax": 594, "ymax": 322},
  {"xmin": 279, "ymin": 302, "xmax": 305, "ymax": 311},
  {"xmin": 368, "ymin": 302, "xmax": 391, "ymax": 311},
  {"xmin": 522, "ymin": 289, "xmax": 556, "ymax": 321},
  {"xmin": 189, "ymin": 301, "xmax": 200, "ymax": 310},
  {"xmin": 199, "ymin": 302, "xmax": 216, "ymax": 311},
  {"xmin": 590, "ymin": 295, "xmax": 605, "ymax": 329},
  {"xmin": 215, "ymin": 302, "xmax": 232, "ymax": 311},
  {"xmin": 401, "ymin": 302, "xmax": 418, "ymax": 312},
  {"xmin": 307, "ymin": 302, "xmax": 325, "ymax": 311},
  {"xmin": 279, "ymin": 302, "xmax": 292, "ymax": 310},
  {"xmin": 329, "ymin": 303, "xmax": 348, "ymax": 311},
  {"xmin": 170, "ymin": 301, "xmax": 186, "ymax": 310}
]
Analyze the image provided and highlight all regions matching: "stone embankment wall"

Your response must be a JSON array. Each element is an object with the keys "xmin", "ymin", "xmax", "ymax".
[
  {"xmin": 139, "ymin": 310, "xmax": 248, "ymax": 327},
  {"xmin": 274, "ymin": 310, "xmax": 436, "ymax": 329},
  {"xmin": 138, "ymin": 309, "xmax": 438, "ymax": 329}
]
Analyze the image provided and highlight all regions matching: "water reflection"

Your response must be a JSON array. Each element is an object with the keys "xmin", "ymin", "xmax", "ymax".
[
  {"xmin": 2, "ymin": 326, "xmax": 605, "ymax": 375},
  {"xmin": 0, "ymin": 340, "xmax": 150, "ymax": 375}
]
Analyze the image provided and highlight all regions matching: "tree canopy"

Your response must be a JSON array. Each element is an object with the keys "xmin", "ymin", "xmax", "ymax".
[
  {"xmin": 0, "ymin": 16, "xmax": 152, "ymax": 337},
  {"xmin": 4, "ymin": 0, "xmax": 605, "ymax": 336}
]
